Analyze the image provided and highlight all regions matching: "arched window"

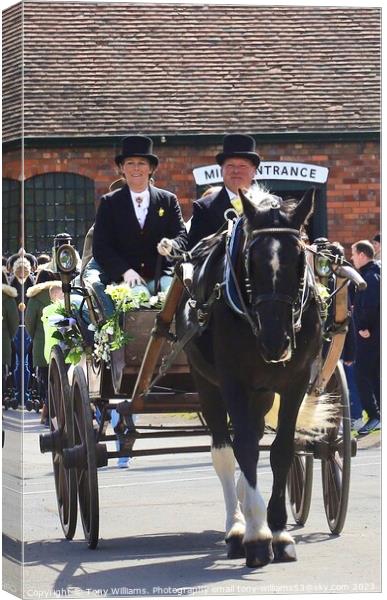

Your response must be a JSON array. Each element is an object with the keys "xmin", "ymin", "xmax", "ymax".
[
  {"xmin": 2, "ymin": 178, "xmax": 21, "ymax": 256},
  {"xmin": 24, "ymin": 172, "xmax": 95, "ymax": 254}
]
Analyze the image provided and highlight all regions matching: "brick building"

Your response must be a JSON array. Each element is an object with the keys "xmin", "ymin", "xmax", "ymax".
[{"xmin": 2, "ymin": 2, "xmax": 380, "ymax": 256}]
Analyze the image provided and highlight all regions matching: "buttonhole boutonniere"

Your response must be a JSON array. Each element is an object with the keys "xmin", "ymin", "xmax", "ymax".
[{"xmin": 158, "ymin": 207, "xmax": 165, "ymax": 217}]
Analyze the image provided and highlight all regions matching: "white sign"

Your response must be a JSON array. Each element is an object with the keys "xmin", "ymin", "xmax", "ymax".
[{"xmin": 193, "ymin": 161, "xmax": 329, "ymax": 185}]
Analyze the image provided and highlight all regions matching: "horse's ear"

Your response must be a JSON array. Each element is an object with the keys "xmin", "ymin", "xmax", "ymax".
[
  {"xmin": 239, "ymin": 188, "xmax": 257, "ymax": 222},
  {"xmin": 292, "ymin": 188, "xmax": 315, "ymax": 228}
]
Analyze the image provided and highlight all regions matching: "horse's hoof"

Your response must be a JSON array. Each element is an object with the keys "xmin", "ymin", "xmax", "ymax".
[
  {"xmin": 273, "ymin": 541, "xmax": 297, "ymax": 562},
  {"xmin": 244, "ymin": 539, "xmax": 274, "ymax": 568},
  {"xmin": 226, "ymin": 535, "xmax": 245, "ymax": 559}
]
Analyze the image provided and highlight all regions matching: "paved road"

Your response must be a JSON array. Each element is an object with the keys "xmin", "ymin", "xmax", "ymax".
[{"xmin": 2, "ymin": 409, "xmax": 381, "ymax": 598}]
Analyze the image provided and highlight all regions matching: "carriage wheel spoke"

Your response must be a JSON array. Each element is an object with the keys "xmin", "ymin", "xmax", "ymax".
[{"xmin": 326, "ymin": 458, "xmax": 341, "ymax": 520}]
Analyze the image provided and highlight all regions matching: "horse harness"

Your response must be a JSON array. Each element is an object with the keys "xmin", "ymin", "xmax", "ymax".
[{"xmin": 190, "ymin": 213, "xmax": 316, "ymax": 355}]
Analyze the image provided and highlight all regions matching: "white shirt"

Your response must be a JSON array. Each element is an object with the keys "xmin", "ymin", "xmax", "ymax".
[
  {"xmin": 225, "ymin": 185, "xmax": 257, "ymax": 202},
  {"xmin": 130, "ymin": 188, "xmax": 150, "ymax": 228},
  {"xmin": 225, "ymin": 186, "xmax": 239, "ymax": 202}
]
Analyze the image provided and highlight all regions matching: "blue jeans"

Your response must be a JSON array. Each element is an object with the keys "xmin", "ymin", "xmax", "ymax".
[
  {"xmin": 13, "ymin": 326, "xmax": 31, "ymax": 405},
  {"xmin": 82, "ymin": 258, "xmax": 115, "ymax": 319},
  {"xmin": 95, "ymin": 407, "xmax": 136, "ymax": 467},
  {"xmin": 131, "ymin": 275, "xmax": 173, "ymax": 298}
]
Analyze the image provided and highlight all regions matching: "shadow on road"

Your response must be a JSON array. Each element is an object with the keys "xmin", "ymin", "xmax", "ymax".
[{"xmin": 21, "ymin": 527, "xmax": 341, "ymax": 596}]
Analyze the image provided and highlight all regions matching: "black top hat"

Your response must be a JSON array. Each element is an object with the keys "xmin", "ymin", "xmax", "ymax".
[
  {"xmin": 216, "ymin": 134, "xmax": 260, "ymax": 168},
  {"xmin": 115, "ymin": 135, "xmax": 159, "ymax": 168}
]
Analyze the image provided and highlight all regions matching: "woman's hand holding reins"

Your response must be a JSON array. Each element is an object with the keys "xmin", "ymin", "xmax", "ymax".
[{"xmin": 122, "ymin": 268, "xmax": 145, "ymax": 288}]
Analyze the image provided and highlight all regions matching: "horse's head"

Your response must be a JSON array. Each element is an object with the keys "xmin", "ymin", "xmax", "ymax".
[{"xmin": 240, "ymin": 187, "xmax": 315, "ymax": 364}]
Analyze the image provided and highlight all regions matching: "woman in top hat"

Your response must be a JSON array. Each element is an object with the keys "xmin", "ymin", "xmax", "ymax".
[
  {"xmin": 92, "ymin": 135, "xmax": 187, "ymax": 308},
  {"xmin": 188, "ymin": 134, "xmax": 261, "ymax": 249}
]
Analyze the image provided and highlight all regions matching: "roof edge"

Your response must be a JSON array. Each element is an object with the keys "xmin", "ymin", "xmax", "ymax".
[{"xmin": 2, "ymin": 130, "xmax": 381, "ymax": 151}]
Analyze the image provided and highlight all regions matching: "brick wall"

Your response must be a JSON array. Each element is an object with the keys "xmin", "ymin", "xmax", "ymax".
[{"xmin": 3, "ymin": 139, "xmax": 380, "ymax": 253}]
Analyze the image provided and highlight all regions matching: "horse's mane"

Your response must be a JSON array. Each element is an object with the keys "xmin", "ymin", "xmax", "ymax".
[
  {"xmin": 189, "ymin": 230, "xmax": 226, "ymax": 263},
  {"xmin": 249, "ymin": 187, "xmax": 299, "ymax": 218}
]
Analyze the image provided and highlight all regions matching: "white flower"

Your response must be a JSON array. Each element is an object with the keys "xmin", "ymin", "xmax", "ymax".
[
  {"xmin": 48, "ymin": 315, "xmax": 65, "ymax": 326},
  {"xmin": 149, "ymin": 295, "xmax": 158, "ymax": 306}
]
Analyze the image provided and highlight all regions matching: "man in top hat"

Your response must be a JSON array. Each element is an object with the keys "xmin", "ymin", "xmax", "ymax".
[
  {"xmin": 92, "ymin": 135, "xmax": 187, "ymax": 300},
  {"xmin": 188, "ymin": 134, "xmax": 261, "ymax": 249}
]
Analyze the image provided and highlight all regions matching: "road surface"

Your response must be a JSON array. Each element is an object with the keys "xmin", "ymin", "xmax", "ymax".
[{"xmin": 2, "ymin": 409, "xmax": 381, "ymax": 598}]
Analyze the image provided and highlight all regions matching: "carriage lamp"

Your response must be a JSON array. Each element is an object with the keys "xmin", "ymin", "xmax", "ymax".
[
  {"xmin": 56, "ymin": 243, "xmax": 78, "ymax": 313},
  {"xmin": 314, "ymin": 254, "xmax": 332, "ymax": 278},
  {"xmin": 56, "ymin": 244, "xmax": 78, "ymax": 274}
]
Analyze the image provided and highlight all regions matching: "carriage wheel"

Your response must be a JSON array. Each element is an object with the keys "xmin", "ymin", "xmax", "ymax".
[
  {"xmin": 72, "ymin": 366, "xmax": 99, "ymax": 549},
  {"xmin": 287, "ymin": 453, "xmax": 313, "ymax": 525},
  {"xmin": 48, "ymin": 346, "xmax": 78, "ymax": 539},
  {"xmin": 321, "ymin": 362, "xmax": 351, "ymax": 534}
]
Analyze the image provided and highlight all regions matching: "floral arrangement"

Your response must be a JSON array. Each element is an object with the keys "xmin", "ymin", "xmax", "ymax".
[
  {"xmin": 91, "ymin": 285, "xmax": 166, "ymax": 367},
  {"xmin": 50, "ymin": 305, "xmax": 88, "ymax": 365},
  {"xmin": 48, "ymin": 286, "xmax": 166, "ymax": 367}
]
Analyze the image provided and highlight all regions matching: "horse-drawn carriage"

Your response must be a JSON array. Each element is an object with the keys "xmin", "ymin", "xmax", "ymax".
[{"xmin": 39, "ymin": 188, "xmax": 366, "ymax": 567}]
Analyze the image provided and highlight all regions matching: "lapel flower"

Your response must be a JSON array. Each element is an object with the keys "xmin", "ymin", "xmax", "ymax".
[{"xmin": 158, "ymin": 207, "xmax": 165, "ymax": 217}]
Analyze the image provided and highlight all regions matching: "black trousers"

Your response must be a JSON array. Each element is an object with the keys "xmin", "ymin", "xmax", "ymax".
[{"xmin": 354, "ymin": 339, "xmax": 380, "ymax": 421}]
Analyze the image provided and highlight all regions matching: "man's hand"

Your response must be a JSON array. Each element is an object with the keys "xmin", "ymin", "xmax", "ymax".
[
  {"xmin": 157, "ymin": 238, "xmax": 175, "ymax": 257},
  {"xmin": 122, "ymin": 269, "xmax": 144, "ymax": 288},
  {"xmin": 359, "ymin": 329, "xmax": 371, "ymax": 339}
]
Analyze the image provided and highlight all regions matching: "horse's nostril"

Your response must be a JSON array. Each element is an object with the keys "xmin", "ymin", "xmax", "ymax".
[{"xmin": 260, "ymin": 334, "xmax": 292, "ymax": 363}]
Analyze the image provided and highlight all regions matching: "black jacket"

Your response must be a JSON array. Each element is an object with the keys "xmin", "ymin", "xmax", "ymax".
[
  {"xmin": 352, "ymin": 260, "xmax": 380, "ymax": 347},
  {"xmin": 93, "ymin": 184, "xmax": 187, "ymax": 284},
  {"xmin": 8, "ymin": 274, "xmax": 35, "ymax": 323},
  {"xmin": 188, "ymin": 187, "xmax": 232, "ymax": 250}
]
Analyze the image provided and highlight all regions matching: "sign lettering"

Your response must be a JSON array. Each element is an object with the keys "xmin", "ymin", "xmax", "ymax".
[{"xmin": 193, "ymin": 162, "xmax": 329, "ymax": 185}]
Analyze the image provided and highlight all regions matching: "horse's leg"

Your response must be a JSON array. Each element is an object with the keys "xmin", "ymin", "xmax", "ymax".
[
  {"xmin": 211, "ymin": 445, "xmax": 246, "ymax": 558},
  {"xmin": 225, "ymin": 381, "xmax": 274, "ymax": 568},
  {"xmin": 189, "ymin": 368, "xmax": 245, "ymax": 558},
  {"xmin": 267, "ymin": 382, "xmax": 308, "ymax": 562}
]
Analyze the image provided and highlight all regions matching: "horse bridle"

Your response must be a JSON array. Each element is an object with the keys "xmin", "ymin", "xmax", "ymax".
[{"xmin": 240, "ymin": 226, "xmax": 311, "ymax": 348}]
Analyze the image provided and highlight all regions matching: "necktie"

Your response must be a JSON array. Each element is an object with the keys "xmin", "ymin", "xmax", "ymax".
[
  {"xmin": 135, "ymin": 196, "xmax": 143, "ymax": 206},
  {"xmin": 231, "ymin": 196, "xmax": 243, "ymax": 215}
]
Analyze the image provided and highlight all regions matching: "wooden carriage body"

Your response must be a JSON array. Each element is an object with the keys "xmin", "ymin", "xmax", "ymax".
[{"xmin": 87, "ymin": 309, "xmax": 199, "ymax": 413}]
